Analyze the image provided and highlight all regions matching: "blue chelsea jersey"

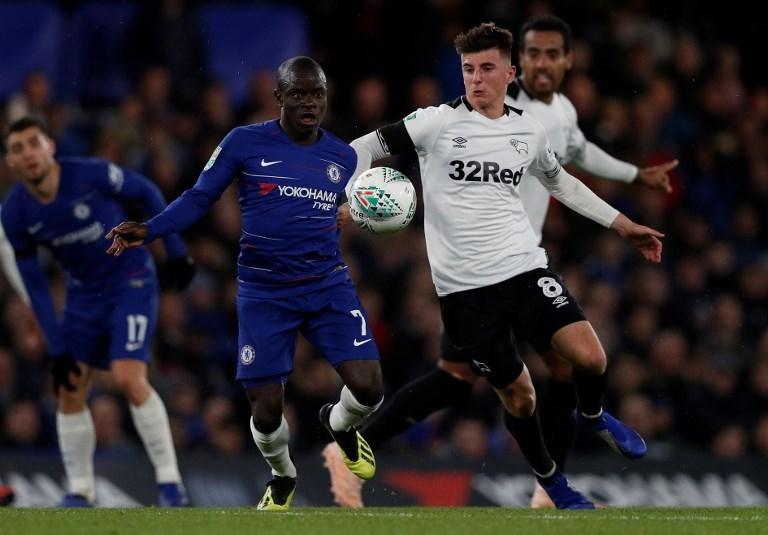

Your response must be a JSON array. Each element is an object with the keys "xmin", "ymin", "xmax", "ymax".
[
  {"xmin": 147, "ymin": 120, "xmax": 358, "ymax": 298},
  {"xmin": 1, "ymin": 158, "xmax": 158, "ymax": 291}
]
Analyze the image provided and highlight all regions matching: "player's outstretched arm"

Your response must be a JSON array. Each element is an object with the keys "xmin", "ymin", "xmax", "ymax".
[
  {"xmin": 572, "ymin": 140, "xmax": 677, "ymax": 193},
  {"xmin": 610, "ymin": 213, "xmax": 665, "ymax": 263},
  {"xmin": 636, "ymin": 159, "xmax": 678, "ymax": 192},
  {"xmin": 106, "ymin": 222, "xmax": 148, "ymax": 256}
]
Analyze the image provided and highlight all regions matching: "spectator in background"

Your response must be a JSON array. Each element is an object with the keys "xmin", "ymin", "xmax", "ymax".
[
  {"xmin": 123, "ymin": 0, "xmax": 207, "ymax": 110},
  {"xmin": 6, "ymin": 72, "xmax": 52, "ymax": 123}
]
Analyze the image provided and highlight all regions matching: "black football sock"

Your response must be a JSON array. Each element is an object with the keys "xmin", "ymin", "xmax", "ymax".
[
  {"xmin": 539, "ymin": 379, "xmax": 577, "ymax": 469},
  {"xmin": 503, "ymin": 410, "xmax": 556, "ymax": 476},
  {"xmin": 572, "ymin": 369, "xmax": 607, "ymax": 417},
  {"xmin": 362, "ymin": 368, "xmax": 473, "ymax": 449}
]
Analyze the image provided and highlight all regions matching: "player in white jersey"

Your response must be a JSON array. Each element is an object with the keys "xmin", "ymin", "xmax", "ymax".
[
  {"xmin": 510, "ymin": 16, "xmax": 676, "ymax": 240},
  {"xmin": 323, "ymin": 21, "xmax": 665, "ymax": 510},
  {"xmin": 504, "ymin": 15, "xmax": 677, "ymax": 507}
]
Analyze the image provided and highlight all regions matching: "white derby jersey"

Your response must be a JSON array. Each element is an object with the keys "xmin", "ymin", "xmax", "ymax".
[
  {"xmin": 505, "ymin": 81, "xmax": 586, "ymax": 241},
  {"xmin": 397, "ymin": 96, "xmax": 561, "ymax": 296}
]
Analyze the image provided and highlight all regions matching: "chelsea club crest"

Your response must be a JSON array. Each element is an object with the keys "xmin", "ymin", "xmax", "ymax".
[
  {"xmin": 326, "ymin": 163, "xmax": 341, "ymax": 183},
  {"xmin": 73, "ymin": 203, "xmax": 91, "ymax": 220},
  {"xmin": 240, "ymin": 345, "xmax": 255, "ymax": 365}
]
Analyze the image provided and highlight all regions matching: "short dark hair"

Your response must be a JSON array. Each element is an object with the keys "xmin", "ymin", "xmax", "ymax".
[
  {"xmin": 454, "ymin": 22, "xmax": 514, "ymax": 58},
  {"xmin": 5, "ymin": 116, "xmax": 49, "ymax": 141},
  {"xmin": 3, "ymin": 116, "xmax": 49, "ymax": 153},
  {"xmin": 276, "ymin": 56, "xmax": 326, "ymax": 93},
  {"xmin": 519, "ymin": 15, "xmax": 573, "ymax": 53}
]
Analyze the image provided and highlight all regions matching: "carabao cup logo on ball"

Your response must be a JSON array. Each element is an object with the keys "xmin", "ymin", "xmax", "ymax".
[{"xmin": 349, "ymin": 167, "xmax": 416, "ymax": 234}]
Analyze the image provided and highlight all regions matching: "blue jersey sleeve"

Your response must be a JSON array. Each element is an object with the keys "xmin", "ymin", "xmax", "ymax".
[
  {"xmin": 145, "ymin": 128, "xmax": 242, "ymax": 242},
  {"xmin": 91, "ymin": 161, "xmax": 187, "ymax": 258},
  {"xmin": 0, "ymin": 203, "xmax": 63, "ymax": 353}
]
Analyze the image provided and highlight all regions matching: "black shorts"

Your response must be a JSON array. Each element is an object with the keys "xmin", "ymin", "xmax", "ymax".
[{"xmin": 439, "ymin": 267, "xmax": 585, "ymax": 388}]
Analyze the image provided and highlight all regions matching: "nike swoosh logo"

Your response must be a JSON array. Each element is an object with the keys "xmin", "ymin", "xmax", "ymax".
[
  {"xmin": 353, "ymin": 338, "xmax": 372, "ymax": 347},
  {"xmin": 125, "ymin": 342, "xmax": 143, "ymax": 351},
  {"xmin": 27, "ymin": 222, "xmax": 43, "ymax": 234},
  {"xmin": 260, "ymin": 159, "xmax": 282, "ymax": 167}
]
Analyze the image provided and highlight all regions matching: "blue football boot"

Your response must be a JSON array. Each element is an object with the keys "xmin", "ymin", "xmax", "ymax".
[
  {"xmin": 578, "ymin": 410, "xmax": 647, "ymax": 459},
  {"xmin": 158, "ymin": 482, "xmax": 189, "ymax": 507},
  {"xmin": 59, "ymin": 493, "xmax": 93, "ymax": 507},
  {"xmin": 537, "ymin": 472, "xmax": 595, "ymax": 510}
]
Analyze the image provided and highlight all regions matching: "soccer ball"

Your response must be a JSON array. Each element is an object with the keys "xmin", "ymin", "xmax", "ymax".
[{"xmin": 348, "ymin": 167, "xmax": 417, "ymax": 234}]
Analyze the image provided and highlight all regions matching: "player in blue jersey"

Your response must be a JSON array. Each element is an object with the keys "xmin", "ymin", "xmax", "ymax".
[
  {"xmin": 1, "ymin": 116, "xmax": 194, "ymax": 507},
  {"xmin": 107, "ymin": 56, "xmax": 385, "ymax": 511}
]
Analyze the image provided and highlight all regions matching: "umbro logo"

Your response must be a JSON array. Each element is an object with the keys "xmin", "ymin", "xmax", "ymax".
[
  {"xmin": 552, "ymin": 296, "xmax": 569, "ymax": 308},
  {"xmin": 452, "ymin": 136, "xmax": 468, "ymax": 148},
  {"xmin": 260, "ymin": 158, "xmax": 282, "ymax": 167}
]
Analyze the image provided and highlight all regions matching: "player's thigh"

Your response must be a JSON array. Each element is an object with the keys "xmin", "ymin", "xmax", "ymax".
[
  {"xmin": 438, "ymin": 281, "xmax": 523, "ymax": 388},
  {"xmin": 513, "ymin": 268, "xmax": 589, "ymax": 357},
  {"xmin": 550, "ymin": 321, "xmax": 606, "ymax": 373},
  {"xmin": 301, "ymin": 283, "xmax": 380, "ymax": 368},
  {"xmin": 236, "ymin": 295, "xmax": 302, "ymax": 385},
  {"xmin": 108, "ymin": 278, "xmax": 158, "ymax": 365}
]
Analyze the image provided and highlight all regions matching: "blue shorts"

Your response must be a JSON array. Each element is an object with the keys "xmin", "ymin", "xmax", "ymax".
[
  {"xmin": 236, "ymin": 281, "xmax": 380, "ymax": 387},
  {"xmin": 61, "ymin": 276, "xmax": 158, "ymax": 370}
]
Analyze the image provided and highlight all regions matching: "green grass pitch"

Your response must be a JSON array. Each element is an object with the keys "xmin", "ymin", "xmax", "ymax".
[{"xmin": 1, "ymin": 507, "xmax": 766, "ymax": 535}]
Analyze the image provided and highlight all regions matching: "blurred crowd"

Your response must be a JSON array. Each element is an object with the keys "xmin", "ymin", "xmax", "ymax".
[{"xmin": 0, "ymin": 0, "xmax": 766, "ymax": 465}]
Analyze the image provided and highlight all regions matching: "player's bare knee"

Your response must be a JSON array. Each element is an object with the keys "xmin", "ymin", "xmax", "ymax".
[
  {"xmin": 498, "ymin": 388, "xmax": 536, "ymax": 418},
  {"xmin": 57, "ymin": 389, "xmax": 88, "ymax": 413},
  {"xmin": 495, "ymin": 365, "xmax": 536, "ymax": 417},
  {"xmin": 250, "ymin": 403, "xmax": 283, "ymax": 433},
  {"xmin": 576, "ymin": 350, "xmax": 606, "ymax": 375},
  {"xmin": 112, "ymin": 373, "xmax": 146, "ymax": 401},
  {"xmin": 337, "ymin": 360, "xmax": 384, "ymax": 406},
  {"xmin": 438, "ymin": 360, "xmax": 476, "ymax": 383},
  {"xmin": 246, "ymin": 384, "xmax": 284, "ymax": 433}
]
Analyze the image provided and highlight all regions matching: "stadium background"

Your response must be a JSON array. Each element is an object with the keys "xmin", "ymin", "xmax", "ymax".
[{"xmin": 0, "ymin": 0, "xmax": 766, "ymax": 507}]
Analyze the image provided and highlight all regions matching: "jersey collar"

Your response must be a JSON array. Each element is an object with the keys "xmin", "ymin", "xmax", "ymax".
[{"xmin": 461, "ymin": 95, "xmax": 512, "ymax": 116}]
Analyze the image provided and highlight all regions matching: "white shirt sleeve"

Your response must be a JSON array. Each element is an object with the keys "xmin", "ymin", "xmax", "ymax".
[
  {"xmin": 401, "ymin": 106, "xmax": 444, "ymax": 154},
  {"xmin": 348, "ymin": 106, "xmax": 443, "ymax": 197},
  {"xmin": 348, "ymin": 132, "xmax": 389, "ymax": 197},
  {"xmin": 528, "ymin": 127, "xmax": 619, "ymax": 228},
  {"xmin": 560, "ymin": 95, "xmax": 638, "ymax": 182},
  {"xmin": 572, "ymin": 141, "xmax": 638, "ymax": 182}
]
